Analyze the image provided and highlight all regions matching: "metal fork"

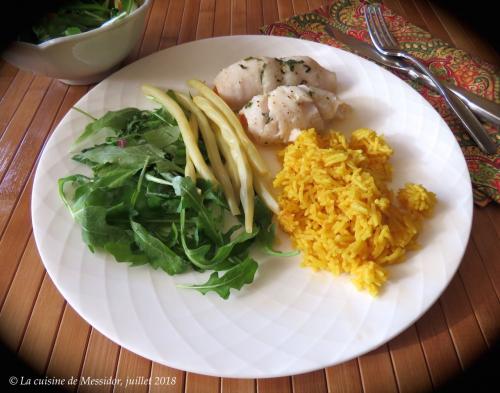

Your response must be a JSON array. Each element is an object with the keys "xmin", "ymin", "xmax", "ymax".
[{"xmin": 364, "ymin": 3, "xmax": 496, "ymax": 154}]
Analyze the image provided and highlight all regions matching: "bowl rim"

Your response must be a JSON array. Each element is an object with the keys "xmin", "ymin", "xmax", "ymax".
[{"xmin": 15, "ymin": 0, "xmax": 152, "ymax": 50}]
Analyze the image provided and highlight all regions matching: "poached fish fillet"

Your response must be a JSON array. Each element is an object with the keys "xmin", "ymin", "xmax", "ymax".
[
  {"xmin": 239, "ymin": 85, "xmax": 349, "ymax": 145},
  {"xmin": 214, "ymin": 56, "xmax": 337, "ymax": 111}
]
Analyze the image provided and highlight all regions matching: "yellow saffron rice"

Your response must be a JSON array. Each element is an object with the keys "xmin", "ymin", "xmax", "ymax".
[{"xmin": 273, "ymin": 128, "xmax": 436, "ymax": 295}]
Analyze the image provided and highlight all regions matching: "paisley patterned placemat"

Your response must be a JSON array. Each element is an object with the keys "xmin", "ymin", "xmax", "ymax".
[{"xmin": 261, "ymin": 0, "xmax": 499, "ymax": 205}]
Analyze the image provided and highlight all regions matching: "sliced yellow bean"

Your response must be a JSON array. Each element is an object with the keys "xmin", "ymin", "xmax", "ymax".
[
  {"xmin": 142, "ymin": 84, "xmax": 217, "ymax": 184},
  {"xmin": 184, "ymin": 113, "xmax": 198, "ymax": 180},
  {"xmin": 189, "ymin": 112, "xmax": 199, "ymax": 140},
  {"xmin": 188, "ymin": 79, "xmax": 269, "ymax": 175},
  {"xmin": 194, "ymin": 96, "xmax": 254, "ymax": 233},
  {"xmin": 254, "ymin": 175, "xmax": 279, "ymax": 214},
  {"xmin": 174, "ymin": 92, "xmax": 240, "ymax": 215},
  {"xmin": 210, "ymin": 121, "xmax": 241, "ymax": 196}
]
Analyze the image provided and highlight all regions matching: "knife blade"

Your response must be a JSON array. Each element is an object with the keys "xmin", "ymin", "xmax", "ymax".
[{"xmin": 326, "ymin": 27, "xmax": 500, "ymax": 127}]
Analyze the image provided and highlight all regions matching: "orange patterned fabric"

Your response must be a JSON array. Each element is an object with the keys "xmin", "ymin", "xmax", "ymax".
[{"xmin": 261, "ymin": 0, "xmax": 499, "ymax": 205}]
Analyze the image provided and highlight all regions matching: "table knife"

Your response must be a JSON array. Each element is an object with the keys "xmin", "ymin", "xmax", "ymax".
[{"xmin": 326, "ymin": 27, "xmax": 500, "ymax": 127}]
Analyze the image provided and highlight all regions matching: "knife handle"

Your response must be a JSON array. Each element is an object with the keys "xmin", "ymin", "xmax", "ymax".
[
  {"xmin": 445, "ymin": 83, "xmax": 500, "ymax": 127},
  {"xmin": 402, "ymin": 53, "xmax": 497, "ymax": 154},
  {"xmin": 410, "ymin": 70, "xmax": 500, "ymax": 127}
]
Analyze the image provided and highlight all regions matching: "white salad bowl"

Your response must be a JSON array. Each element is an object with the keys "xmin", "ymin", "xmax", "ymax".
[{"xmin": 1, "ymin": 0, "xmax": 151, "ymax": 85}]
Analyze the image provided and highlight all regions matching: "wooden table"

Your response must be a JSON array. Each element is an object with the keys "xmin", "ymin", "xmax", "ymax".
[{"xmin": 1, "ymin": 1, "xmax": 498, "ymax": 392}]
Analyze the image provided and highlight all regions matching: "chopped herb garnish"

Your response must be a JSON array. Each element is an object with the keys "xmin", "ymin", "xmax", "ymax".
[
  {"xmin": 244, "ymin": 101, "xmax": 253, "ymax": 109},
  {"xmin": 277, "ymin": 58, "xmax": 305, "ymax": 72},
  {"xmin": 259, "ymin": 63, "xmax": 267, "ymax": 84},
  {"xmin": 263, "ymin": 112, "xmax": 272, "ymax": 124},
  {"xmin": 243, "ymin": 56, "xmax": 263, "ymax": 61},
  {"xmin": 239, "ymin": 64, "xmax": 248, "ymax": 70}
]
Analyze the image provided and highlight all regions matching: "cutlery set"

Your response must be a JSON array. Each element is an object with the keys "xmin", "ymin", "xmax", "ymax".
[{"xmin": 330, "ymin": 4, "xmax": 498, "ymax": 154}]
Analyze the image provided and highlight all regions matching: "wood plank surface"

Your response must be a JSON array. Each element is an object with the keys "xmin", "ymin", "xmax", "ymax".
[
  {"xmin": 277, "ymin": 0, "xmax": 294, "ymax": 20},
  {"xmin": 0, "ymin": 1, "xmax": 498, "ymax": 393},
  {"xmin": 221, "ymin": 378, "xmax": 254, "ymax": 393},
  {"xmin": 470, "ymin": 209, "xmax": 500, "ymax": 297},
  {"xmin": 358, "ymin": 345, "xmax": 398, "ymax": 393},
  {"xmin": 262, "ymin": 0, "xmax": 279, "ymax": 25},
  {"xmin": 46, "ymin": 306, "xmax": 92, "ymax": 393},
  {"xmin": 197, "ymin": 0, "xmax": 216, "ymax": 39},
  {"xmin": 0, "ymin": 236, "xmax": 45, "ymax": 351},
  {"xmin": 213, "ymin": 0, "xmax": 231, "ymax": 37},
  {"xmin": 149, "ymin": 363, "xmax": 185, "ymax": 393},
  {"xmin": 292, "ymin": 0, "xmax": 309, "ymax": 15},
  {"xmin": 247, "ymin": 0, "xmax": 264, "ymax": 35},
  {"xmin": 113, "ymin": 349, "xmax": 151, "ymax": 393},
  {"xmin": 416, "ymin": 303, "xmax": 462, "ymax": 389},
  {"xmin": 325, "ymin": 360, "xmax": 363, "ymax": 393},
  {"xmin": 439, "ymin": 275, "xmax": 489, "ymax": 369},
  {"xmin": 388, "ymin": 326, "xmax": 433, "ymax": 393},
  {"xmin": 0, "ymin": 80, "xmax": 67, "ymax": 225},
  {"xmin": 231, "ymin": 0, "xmax": 247, "ymax": 34},
  {"xmin": 77, "ymin": 330, "xmax": 121, "ymax": 393},
  {"xmin": 158, "ymin": 0, "xmax": 184, "ymax": 49},
  {"xmin": 136, "ymin": 0, "xmax": 171, "ymax": 58},
  {"xmin": 178, "ymin": 0, "xmax": 201, "ymax": 44},
  {"xmin": 185, "ymin": 373, "xmax": 220, "ymax": 393},
  {"xmin": 0, "ymin": 71, "xmax": 34, "ymax": 138},
  {"xmin": 427, "ymin": 0, "xmax": 500, "ymax": 65},
  {"xmin": 0, "ymin": 176, "xmax": 36, "ymax": 303},
  {"xmin": 0, "ymin": 61, "xmax": 18, "ymax": 100},
  {"xmin": 458, "ymin": 241, "xmax": 500, "ymax": 346},
  {"xmin": 17, "ymin": 274, "xmax": 66, "ymax": 375},
  {"xmin": 292, "ymin": 370, "xmax": 328, "ymax": 393},
  {"xmin": 0, "ymin": 76, "xmax": 53, "ymax": 182},
  {"xmin": 257, "ymin": 376, "xmax": 292, "ymax": 393},
  {"xmin": 307, "ymin": 0, "xmax": 325, "ymax": 11}
]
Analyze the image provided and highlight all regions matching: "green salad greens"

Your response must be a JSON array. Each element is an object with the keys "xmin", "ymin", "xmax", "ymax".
[
  {"xmin": 59, "ymin": 101, "xmax": 284, "ymax": 299},
  {"xmin": 23, "ymin": 0, "xmax": 140, "ymax": 44}
]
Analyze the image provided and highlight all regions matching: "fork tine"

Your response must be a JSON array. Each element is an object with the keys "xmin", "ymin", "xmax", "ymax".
[
  {"xmin": 373, "ymin": 4, "xmax": 399, "ymax": 48},
  {"xmin": 365, "ymin": 5, "xmax": 384, "ymax": 50}
]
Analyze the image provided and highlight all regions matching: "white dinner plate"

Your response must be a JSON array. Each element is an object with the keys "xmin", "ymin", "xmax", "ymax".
[{"xmin": 32, "ymin": 35, "xmax": 473, "ymax": 378}]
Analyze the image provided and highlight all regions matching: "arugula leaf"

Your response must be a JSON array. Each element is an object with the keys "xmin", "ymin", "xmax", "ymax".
[
  {"xmin": 161, "ymin": 223, "xmax": 179, "ymax": 248},
  {"xmin": 121, "ymin": 0, "xmax": 137, "ymax": 13},
  {"xmin": 104, "ymin": 242, "xmax": 149, "ymax": 266},
  {"xmin": 131, "ymin": 220, "xmax": 189, "ymax": 275},
  {"xmin": 197, "ymin": 179, "xmax": 229, "ymax": 211},
  {"xmin": 209, "ymin": 229, "xmax": 259, "ymax": 267},
  {"xmin": 74, "ymin": 108, "xmax": 142, "ymax": 145},
  {"xmin": 178, "ymin": 209, "xmax": 211, "ymax": 269},
  {"xmin": 143, "ymin": 126, "xmax": 180, "ymax": 148},
  {"xmin": 173, "ymin": 176, "xmax": 223, "ymax": 245},
  {"xmin": 58, "ymin": 174, "xmax": 92, "ymax": 214},
  {"xmin": 148, "ymin": 106, "xmax": 176, "ymax": 126},
  {"xmin": 155, "ymin": 160, "xmax": 184, "ymax": 175},
  {"xmin": 73, "ymin": 144, "xmax": 164, "ymax": 167},
  {"xmin": 177, "ymin": 257, "xmax": 258, "ymax": 299},
  {"xmin": 93, "ymin": 165, "xmax": 141, "ymax": 188},
  {"xmin": 64, "ymin": 26, "xmax": 82, "ymax": 36},
  {"xmin": 254, "ymin": 197, "xmax": 299, "ymax": 257},
  {"xmin": 130, "ymin": 157, "xmax": 149, "ymax": 209},
  {"xmin": 76, "ymin": 205, "xmax": 132, "ymax": 250}
]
